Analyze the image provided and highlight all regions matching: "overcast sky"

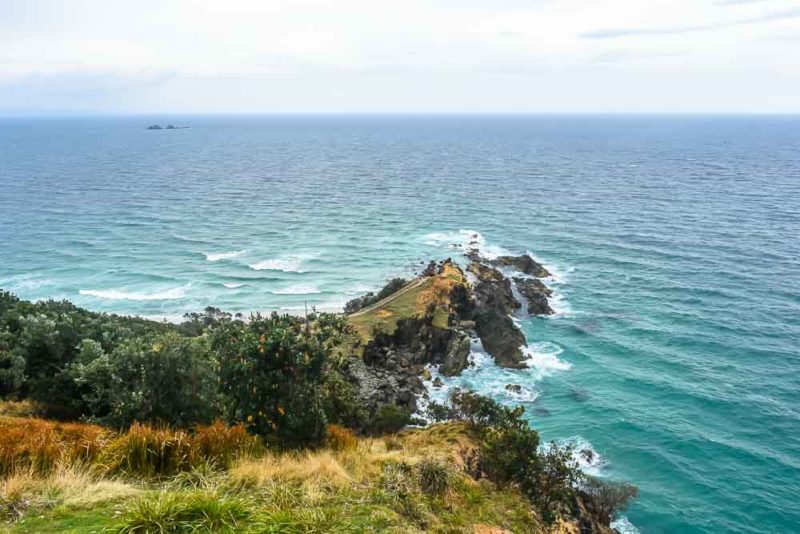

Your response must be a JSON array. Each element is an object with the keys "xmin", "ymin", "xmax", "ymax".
[{"xmin": 2, "ymin": 0, "xmax": 799, "ymax": 114}]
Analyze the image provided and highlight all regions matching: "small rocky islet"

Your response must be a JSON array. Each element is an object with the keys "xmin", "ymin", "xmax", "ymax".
[{"xmin": 341, "ymin": 244, "xmax": 557, "ymax": 418}]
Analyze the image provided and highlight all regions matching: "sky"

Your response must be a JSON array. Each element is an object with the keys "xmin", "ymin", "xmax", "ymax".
[{"xmin": 1, "ymin": 0, "xmax": 799, "ymax": 114}]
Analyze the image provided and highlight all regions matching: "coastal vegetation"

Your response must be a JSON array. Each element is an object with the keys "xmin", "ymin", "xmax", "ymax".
[{"xmin": 0, "ymin": 255, "xmax": 637, "ymax": 532}]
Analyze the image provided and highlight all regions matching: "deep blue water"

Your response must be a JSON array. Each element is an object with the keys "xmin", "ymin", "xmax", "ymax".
[{"xmin": 1, "ymin": 115, "xmax": 799, "ymax": 532}]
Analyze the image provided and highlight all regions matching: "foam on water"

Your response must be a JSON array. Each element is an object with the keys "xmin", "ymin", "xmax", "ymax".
[
  {"xmin": 204, "ymin": 250, "xmax": 245, "ymax": 262},
  {"xmin": 611, "ymin": 517, "xmax": 640, "ymax": 534},
  {"xmin": 223, "ymin": 282, "xmax": 245, "ymax": 289},
  {"xmin": 79, "ymin": 285, "xmax": 190, "ymax": 301},
  {"xmin": 271, "ymin": 284, "xmax": 321, "ymax": 295},
  {"xmin": 249, "ymin": 255, "xmax": 309, "ymax": 273}
]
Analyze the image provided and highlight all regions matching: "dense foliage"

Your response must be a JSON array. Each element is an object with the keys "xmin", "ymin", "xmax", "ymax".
[
  {"xmin": 0, "ymin": 290, "xmax": 363, "ymax": 446},
  {"xmin": 428, "ymin": 389, "xmax": 583, "ymax": 523}
]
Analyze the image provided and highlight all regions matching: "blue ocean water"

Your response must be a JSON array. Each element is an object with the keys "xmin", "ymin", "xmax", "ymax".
[{"xmin": 1, "ymin": 115, "xmax": 799, "ymax": 532}]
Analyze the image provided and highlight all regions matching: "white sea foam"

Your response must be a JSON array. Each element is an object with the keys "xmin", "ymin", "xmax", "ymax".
[
  {"xmin": 79, "ymin": 285, "xmax": 189, "ymax": 301},
  {"xmin": 249, "ymin": 255, "xmax": 310, "ymax": 273},
  {"xmin": 223, "ymin": 282, "xmax": 245, "ymax": 289},
  {"xmin": 555, "ymin": 436, "xmax": 606, "ymax": 476},
  {"xmin": 611, "ymin": 517, "xmax": 640, "ymax": 534},
  {"xmin": 522, "ymin": 342, "xmax": 572, "ymax": 379},
  {"xmin": 271, "ymin": 284, "xmax": 321, "ymax": 295},
  {"xmin": 205, "ymin": 250, "xmax": 244, "ymax": 262}
]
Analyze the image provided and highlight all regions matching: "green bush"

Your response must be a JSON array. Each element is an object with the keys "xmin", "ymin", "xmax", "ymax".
[
  {"xmin": 368, "ymin": 404, "xmax": 412, "ymax": 435},
  {"xmin": 416, "ymin": 458, "xmax": 451, "ymax": 496},
  {"xmin": 71, "ymin": 334, "xmax": 222, "ymax": 428},
  {"xmin": 212, "ymin": 312, "xmax": 347, "ymax": 448},
  {"xmin": 428, "ymin": 389, "xmax": 583, "ymax": 524},
  {"xmin": 343, "ymin": 278, "xmax": 407, "ymax": 314}
]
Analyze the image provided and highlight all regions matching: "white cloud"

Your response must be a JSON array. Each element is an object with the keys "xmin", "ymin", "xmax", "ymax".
[{"xmin": 0, "ymin": 0, "xmax": 798, "ymax": 112}]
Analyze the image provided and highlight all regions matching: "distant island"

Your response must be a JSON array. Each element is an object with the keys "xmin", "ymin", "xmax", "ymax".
[{"xmin": 146, "ymin": 124, "xmax": 188, "ymax": 130}]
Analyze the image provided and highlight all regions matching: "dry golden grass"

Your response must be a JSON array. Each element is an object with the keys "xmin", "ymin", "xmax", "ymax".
[
  {"xmin": 0, "ymin": 400, "xmax": 41, "ymax": 418},
  {"xmin": 230, "ymin": 450, "xmax": 352, "ymax": 488},
  {"xmin": 0, "ymin": 416, "xmax": 111, "ymax": 476},
  {"xmin": 325, "ymin": 424, "xmax": 358, "ymax": 451}
]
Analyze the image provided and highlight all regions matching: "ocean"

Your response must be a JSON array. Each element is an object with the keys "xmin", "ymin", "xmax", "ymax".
[{"xmin": 1, "ymin": 115, "xmax": 798, "ymax": 532}]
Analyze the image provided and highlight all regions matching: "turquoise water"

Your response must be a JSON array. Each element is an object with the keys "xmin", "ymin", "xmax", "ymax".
[{"xmin": 1, "ymin": 116, "xmax": 799, "ymax": 532}]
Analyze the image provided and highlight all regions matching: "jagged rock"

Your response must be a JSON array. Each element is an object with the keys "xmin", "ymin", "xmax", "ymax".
[
  {"xmin": 440, "ymin": 330, "xmax": 471, "ymax": 376},
  {"xmin": 421, "ymin": 369, "xmax": 432, "ymax": 381},
  {"xmin": 468, "ymin": 262, "xmax": 520, "ymax": 314},
  {"xmin": 580, "ymin": 449, "xmax": 595, "ymax": 464},
  {"xmin": 513, "ymin": 277, "xmax": 554, "ymax": 315},
  {"xmin": 468, "ymin": 261, "xmax": 527, "ymax": 368},
  {"xmin": 491, "ymin": 255, "xmax": 550, "ymax": 278},
  {"xmin": 146, "ymin": 124, "xmax": 162, "ymax": 130},
  {"xmin": 432, "ymin": 377, "xmax": 444, "ymax": 388},
  {"xmin": 505, "ymin": 384, "xmax": 522, "ymax": 393}
]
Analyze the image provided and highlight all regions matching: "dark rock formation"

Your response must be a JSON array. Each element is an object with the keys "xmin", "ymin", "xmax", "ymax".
[
  {"xmin": 505, "ymin": 384, "xmax": 522, "ymax": 393},
  {"xmin": 491, "ymin": 254, "xmax": 550, "ymax": 278},
  {"xmin": 440, "ymin": 330, "xmax": 471, "ymax": 376},
  {"xmin": 468, "ymin": 261, "xmax": 527, "ymax": 368},
  {"xmin": 513, "ymin": 277, "xmax": 554, "ymax": 315},
  {"xmin": 146, "ymin": 124, "xmax": 162, "ymax": 130}
]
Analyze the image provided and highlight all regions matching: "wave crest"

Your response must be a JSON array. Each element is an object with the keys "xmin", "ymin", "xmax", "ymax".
[
  {"xmin": 79, "ymin": 285, "xmax": 189, "ymax": 301},
  {"xmin": 271, "ymin": 284, "xmax": 321, "ymax": 295},
  {"xmin": 205, "ymin": 250, "xmax": 244, "ymax": 262}
]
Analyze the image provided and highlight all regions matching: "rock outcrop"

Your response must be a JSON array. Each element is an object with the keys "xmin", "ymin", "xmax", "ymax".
[
  {"xmin": 491, "ymin": 254, "xmax": 551, "ymax": 278},
  {"xmin": 343, "ymin": 250, "xmax": 558, "ymax": 414},
  {"xmin": 468, "ymin": 261, "xmax": 527, "ymax": 368},
  {"xmin": 514, "ymin": 277, "xmax": 555, "ymax": 315}
]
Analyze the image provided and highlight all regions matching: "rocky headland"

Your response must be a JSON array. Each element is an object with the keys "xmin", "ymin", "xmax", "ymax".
[{"xmin": 342, "ymin": 246, "xmax": 557, "ymax": 417}]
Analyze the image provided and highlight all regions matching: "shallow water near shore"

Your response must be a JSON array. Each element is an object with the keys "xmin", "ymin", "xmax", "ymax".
[{"xmin": 2, "ymin": 115, "xmax": 799, "ymax": 533}]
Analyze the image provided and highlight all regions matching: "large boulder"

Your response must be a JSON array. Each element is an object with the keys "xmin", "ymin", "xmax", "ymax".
[
  {"xmin": 513, "ymin": 277, "xmax": 554, "ymax": 315},
  {"xmin": 491, "ymin": 255, "xmax": 550, "ymax": 278},
  {"xmin": 440, "ymin": 330, "xmax": 471, "ymax": 376}
]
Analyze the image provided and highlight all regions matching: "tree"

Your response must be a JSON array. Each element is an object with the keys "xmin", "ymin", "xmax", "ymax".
[
  {"xmin": 71, "ymin": 333, "xmax": 221, "ymax": 428},
  {"xmin": 212, "ymin": 312, "xmax": 346, "ymax": 448},
  {"xmin": 581, "ymin": 476, "xmax": 639, "ymax": 525}
]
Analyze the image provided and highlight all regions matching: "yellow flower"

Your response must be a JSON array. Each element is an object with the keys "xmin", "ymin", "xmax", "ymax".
[{"xmin": 247, "ymin": 415, "xmax": 253, "ymax": 422}]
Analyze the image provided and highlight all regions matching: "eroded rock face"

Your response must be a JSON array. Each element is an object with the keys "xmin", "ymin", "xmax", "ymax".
[
  {"xmin": 491, "ymin": 254, "xmax": 551, "ymax": 278},
  {"xmin": 513, "ymin": 277, "xmax": 554, "ymax": 315},
  {"xmin": 468, "ymin": 261, "xmax": 527, "ymax": 368},
  {"xmin": 440, "ymin": 330, "xmax": 471, "ymax": 376}
]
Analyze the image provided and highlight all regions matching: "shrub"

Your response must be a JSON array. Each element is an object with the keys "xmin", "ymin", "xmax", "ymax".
[
  {"xmin": 368, "ymin": 404, "xmax": 412, "ymax": 436},
  {"xmin": 581, "ymin": 476, "xmax": 639, "ymax": 525},
  {"xmin": 427, "ymin": 389, "xmax": 584, "ymax": 524},
  {"xmin": 325, "ymin": 424, "xmax": 357, "ymax": 452},
  {"xmin": 72, "ymin": 334, "xmax": 222, "ymax": 429},
  {"xmin": 212, "ymin": 313, "xmax": 346, "ymax": 448},
  {"xmin": 416, "ymin": 458, "xmax": 451, "ymax": 496},
  {"xmin": 0, "ymin": 417, "xmax": 110, "ymax": 476},
  {"xmin": 343, "ymin": 278, "xmax": 407, "ymax": 314}
]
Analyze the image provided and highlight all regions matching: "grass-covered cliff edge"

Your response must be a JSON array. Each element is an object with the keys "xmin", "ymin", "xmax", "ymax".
[{"xmin": 0, "ymin": 252, "xmax": 637, "ymax": 533}]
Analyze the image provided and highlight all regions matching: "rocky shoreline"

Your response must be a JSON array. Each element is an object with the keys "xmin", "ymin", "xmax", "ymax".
[{"xmin": 342, "ymin": 245, "xmax": 557, "ymax": 419}]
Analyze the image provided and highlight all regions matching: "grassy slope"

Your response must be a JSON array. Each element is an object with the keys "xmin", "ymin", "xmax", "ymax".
[
  {"xmin": 347, "ymin": 262, "xmax": 467, "ymax": 345},
  {"xmin": 1, "ymin": 420, "xmax": 548, "ymax": 533}
]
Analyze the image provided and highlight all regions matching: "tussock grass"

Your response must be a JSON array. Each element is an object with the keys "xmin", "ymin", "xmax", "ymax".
[
  {"xmin": 1, "ymin": 422, "xmax": 546, "ymax": 534},
  {"xmin": 0, "ymin": 416, "xmax": 111, "ymax": 476},
  {"xmin": 118, "ymin": 490, "xmax": 252, "ymax": 533}
]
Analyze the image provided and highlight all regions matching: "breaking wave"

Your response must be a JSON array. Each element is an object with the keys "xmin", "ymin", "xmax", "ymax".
[{"xmin": 79, "ymin": 285, "xmax": 190, "ymax": 301}]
